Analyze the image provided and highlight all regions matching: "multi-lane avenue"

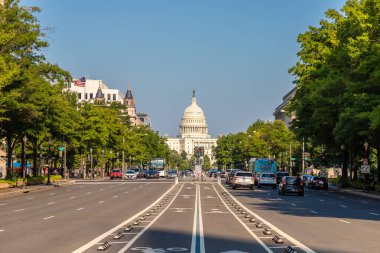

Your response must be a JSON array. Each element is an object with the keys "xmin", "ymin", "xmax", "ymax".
[{"xmin": 0, "ymin": 178, "xmax": 379, "ymax": 253}]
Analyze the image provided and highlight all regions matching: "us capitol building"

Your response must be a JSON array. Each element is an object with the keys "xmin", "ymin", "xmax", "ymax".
[{"xmin": 166, "ymin": 91, "xmax": 217, "ymax": 164}]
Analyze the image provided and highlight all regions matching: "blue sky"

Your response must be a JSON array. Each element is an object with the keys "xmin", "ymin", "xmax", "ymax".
[{"xmin": 24, "ymin": 0, "xmax": 346, "ymax": 137}]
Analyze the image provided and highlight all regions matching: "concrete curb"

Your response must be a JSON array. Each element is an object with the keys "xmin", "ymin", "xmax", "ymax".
[{"xmin": 0, "ymin": 180, "xmax": 75, "ymax": 198}]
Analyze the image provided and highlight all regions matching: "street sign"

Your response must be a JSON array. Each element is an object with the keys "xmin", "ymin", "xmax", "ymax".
[
  {"xmin": 363, "ymin": 158, "xmax": 368, "ymax": 165},
  {"xmin": 361, "ymin": 165, "xmax": 370, "ymax": 174},
  {"xmin": 58, "ymin": 146, "xmax": 64, "ymax": 151}
]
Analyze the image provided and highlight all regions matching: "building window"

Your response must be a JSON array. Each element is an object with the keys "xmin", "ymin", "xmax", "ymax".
[
  {"xmin": 113, "ymin": 94, "xmax": 116, "ymax": 100},
  {"xmin": 90, "ymin": 93, "xmax": 93, "ymax": 99},
  {"xmin": 85, "ymin": 93, "xmax": 88, "ymax": 100},
  {"xmin": 78, "ymin": 93, "xmax": 82, "ymax": 99},
  {"xmin": 107, "ymin": 94, "xmax": 111, "ymax": 100}
]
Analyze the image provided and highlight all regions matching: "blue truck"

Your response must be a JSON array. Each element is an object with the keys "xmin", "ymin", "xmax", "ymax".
[{"xmin": 248, "ymin": 158, "xmax": 277, "ymax": 185}]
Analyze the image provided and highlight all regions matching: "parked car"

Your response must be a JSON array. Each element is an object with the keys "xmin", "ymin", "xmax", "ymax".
[
  {"xmin": 275, "ymin": 171, "xmax": 289, "ymax": 184},
  {"xmin": 230, "ymin": 171, "xmax": 254, "ymax": 190},
  {"xmin": 307, "ymin": 176, "xmax": 328, "ymax": 190},
  {"xmin": 132, "ymin": 168, "xmax": 145, "ymax": 178},
  {"xmin": 220, "ymin": 170, "xmax": 227, "ymax": 178},
  {"xmin": 124, "ymin": 169, "xmax": 137, "ymax": 179},
  {"xmin": 257, "ymin": 173, "xmax": 276, "ymax": 189},
  {"xmin": 167, "ymin": 169, "xmax": 177, "ymax": 178},
  {"xmin": 278, "ymin": 176, "xmax": 304, "ymax": 196},
  {"xmin": 110, "ymin": 169, "xmax": 122, "ymax": 179},
  {"xmin": 146, "ymin": 169, "xmax": 159, "ymax": 179}
]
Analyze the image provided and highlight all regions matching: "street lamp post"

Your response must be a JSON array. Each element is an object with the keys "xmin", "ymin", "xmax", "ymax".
[
  {"xmin": 340, "ymin": 144, "xmax": 346, "ymax": 188},
  {"xmin": 102, "ymin": 148, "xmax": 105, "ymax": 178},
  {"xmin": 122, "ymin": 136, "xmax": 125, "ymax": 173},
  {"xmin": 46, "ymin": 139, "xmax": 52, "ymax": 185},
  {"xmin": 364, "ymin": 141, "xmax": 369, "ymax": 192},
  {"xmin": 110, "ymin": 149, "xmax": 113, "ymax": 172},
  {"xmin": 90, "ymin": 148, "xmax": 93, "ymax": 180},
  {"xmin": 22, "ymin": 136, "xmax": 27, "ymax": 190}
]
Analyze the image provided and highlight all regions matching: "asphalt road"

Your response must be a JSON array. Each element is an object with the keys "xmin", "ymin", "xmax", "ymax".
[{"xmin": 0, "ymin": 178, "xmax": 378, "ymax": 253}]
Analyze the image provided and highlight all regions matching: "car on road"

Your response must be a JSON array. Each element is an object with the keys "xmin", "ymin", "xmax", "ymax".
[
  {"xmin": 278, "ymin": 176, "xmax": 304, "ymax": 196},
  {"xmin": 124, "ymin": 169, "xmax": 138, "ymax": 179},
  {"xmin": 167, "ymin": 169, "xmax": 177, "ymax": 178},
  {"xmin": 226, "ymin": 169, "xmax": 239, "ymax": 185},
  {"xmin": 208, "ymin": 169, "xmax": 219, "ymax": 178},
  {"xmin": 301, "ymin": 174, "xmax": 312, "ymax": 184},
  {"xmin": 257, "ymin": 173, "xmax": 276, "ymax": 189},
  {"xmin": 275, "ymin": 171, "xmax": 289, "ymax": 184},
  {"xmin": 146, "ymin": 169, "xmax": 159, "ymax": 179},
  {"xmin": 158, "ymin": 169, "xmax": 166, "ymax": 178},
  {"xmin": 230, "ymin": 171, "xmax": 254, "ymax": 190},
  {"xmin": 307, "ymin": 176, "xmax": 328, "ymax": 190},
  {"xmin": 110, "ymin": 169, "xmax": 122, "ymax": 179}
]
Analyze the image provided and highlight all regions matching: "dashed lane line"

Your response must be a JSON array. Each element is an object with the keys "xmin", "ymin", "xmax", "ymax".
[
  {"xmin": 117, "ymin": 184, "xmax": 184, "ymax": 253},
  {"xmin": 47, "ymin": 202, "xmax": 55, "ymax": 205},
  {"xmin": 70, "ymin": 196, "xmax": 76, "ymax": 199},
  {"xmin": 43, "ymin": 216, "xmax": 55, "ymax": 220},
  {"xmin": 76, "ymin": 207, "xmax": 84, "ymax": 211},
  {"xmin": 0, "ymin": 203, "xmax": 7, "ymax": 206},
  {"xmin": 49, "ymin": 193, "xmax": 55, "ymax": 196},
  {"xmin": 14, "ymin": 209, "xmax": 25, "ymax": 212},
  {"xmin": 339, "ymin": 205, "xmax": 348, "ymax": 208},
  {"xmin": 220, "ymin": 184, "xmax": 316, "ymax": 253},
  {"xmin": 310, "ymin": 211, "xmax": 317, "ymax": 214},
  {"xmin": 213, "ymin": 185, "xmax": 272, "ymax": 253},
  {"xmin": 291, "ymin": 204, "xmax": 296, "ymax": 206},
  {"xmin": 0, "ymin": 229, "xmax": 4, "ymax": 232},
  {"xmin": 71, "ymin": 182, "xmax": 178, "ymax": 253},
  {"xmin": 339, "ymin": 220, "xmax": 351, "ymax": 224},
  {"xmin": 98, "ymin": 201, "xmax": 104, "ymax": 204},
  {"xmin": 369, "ymin": 213, "xmax": 379, "ymax": 216}
]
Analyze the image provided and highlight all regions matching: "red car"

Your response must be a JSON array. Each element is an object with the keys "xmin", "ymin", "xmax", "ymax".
[{"xmin": 110, "ymin": 169, "xmax": 122, "ymax": 179}]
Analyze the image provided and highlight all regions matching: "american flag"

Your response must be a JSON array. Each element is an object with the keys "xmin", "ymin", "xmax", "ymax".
[{"xmin": 74, "ymin": 77, "xmax": 86, "ymax": 87}]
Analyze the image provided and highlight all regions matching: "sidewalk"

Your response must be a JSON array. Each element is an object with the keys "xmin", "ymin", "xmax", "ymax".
[
  {"xmin": 329, "ymin": 184, "xmax": 380, "ymax": 200},
  {"xmin": 0, "ymin": 179, "xmax": 76, "ymax": 197}
]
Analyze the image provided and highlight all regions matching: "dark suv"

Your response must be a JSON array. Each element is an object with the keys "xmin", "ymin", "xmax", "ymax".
[{"xmin": 278, "ymin": 176, "xmax": 304, "ymax": 196}]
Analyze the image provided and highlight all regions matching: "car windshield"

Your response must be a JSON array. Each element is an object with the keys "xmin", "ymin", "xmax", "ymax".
[
  {"xmin": 285, "ymin": 177, "xmax": 299, "ymax": 183},
  {"xmin": 312, "ymin": 177, "xmax": 321, "ymax": 180},
  {"xmin": 262, "ymin": 174, "xmax": 275, "ymax": 177},
  {"xmin": 112, "ymin": 170, "xmax": 120, "ymax": 173},
  {"xmin": 126, "ymin": 170, "xmax": 135, "ymax": 174},
  {"xmin": 236, "ymin": 172, "xmax": 252, "ymax": 177}
]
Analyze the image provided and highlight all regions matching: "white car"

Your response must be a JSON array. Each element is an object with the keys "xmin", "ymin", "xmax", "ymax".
[
  {"xmin": 158, "ymin": 170, "xmax": 166, "ymax": 178},
  {"xmin": 124, "ymin": 170, "xmax": 137, "ymax": 179},
  {"xmin": 257, "ymin": 173, "xmax": 276, "ymax": 189}
]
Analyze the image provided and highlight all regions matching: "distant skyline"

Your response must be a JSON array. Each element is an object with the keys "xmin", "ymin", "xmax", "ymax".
[{"xmin": 24, "ymin": 0, "xmax": 346, "ymax": 137}]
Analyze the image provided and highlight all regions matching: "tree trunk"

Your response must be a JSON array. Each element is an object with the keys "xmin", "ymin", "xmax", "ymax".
[
  {"xmin": 6, "ymin": 133, "xmax": 13, "ymax": 178},
  {"xmin": 32, "ymin": 140, "xmax": 38, "ymax": 177},
  {"xmin": 21, "ymin": 138, "xmax": 25, "ymax": 179},
  {"xmin": 342, "ymin": 150, "xmax": 348, "ymax": 187},
  {"xmin": 377, "ymin": 147, "xmax": 380, "ymax": 187}
]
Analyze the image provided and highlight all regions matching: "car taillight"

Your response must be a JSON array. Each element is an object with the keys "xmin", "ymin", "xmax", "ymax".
[{"xmin": 300, "ymin": 180, "xmax": 303, "ymax": 186}]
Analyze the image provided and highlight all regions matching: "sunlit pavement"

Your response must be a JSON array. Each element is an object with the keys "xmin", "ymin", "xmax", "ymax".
[{"xmin": 0, "ymin": 178, "xmax": 378, "ymax": 253}]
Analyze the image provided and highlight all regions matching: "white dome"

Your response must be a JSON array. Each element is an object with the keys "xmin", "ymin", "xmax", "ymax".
[
  {"xmin": 183, "ymin": 97, "xmax": 205, "ymax": 118},
  {"xmin": 179, "ymin": 93, "xmax": 209, "ymax": 138}
]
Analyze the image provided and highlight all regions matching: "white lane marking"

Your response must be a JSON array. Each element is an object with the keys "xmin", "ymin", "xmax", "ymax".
[
  {"xmin": 43, "ymin": 216, "xmax": 55, "ymax": 220},
  {"xmin": 113, "ymin": 195, "xmax": 118, "ymax": 198},
  {"xmin": 213, "ymin": 185, "xmax": 272, "ymax": 253},
  {"xmin": 27, "ymin": 198, "xmax": 34, "ymax": 200},
  {"xmin": 72, "ymin": 183, "xmax": 178, "ymax": 253},
  {"xmin": 49, "ymin": 193, "xmax": 55, "ymax": 196},
  {"xmin": 220, "ymin": 185, "xmax": 315, "ymax": 253},
  {"xmin": 266, "ymin": 193, "xmax": 271, "ymax": 196},
  {"xmin": 291, "ymin": 204, "xmax": 296, "ymax": 206},
  {"xmin": 117, "ymin": 185, "xmax": 184, "ymax": 253},
  {"xmin": 310, "ymin": 211, "xmax": 317, "ymax": 214},
  {"xmin": 319, "ymin": 199, "xmax": 325, "ymax": 202},
  {"xmin": 66, "ymin": 190, "xmax": 71, "ymax": 192},
  {"xmin": 0, "ymin": 203, "xmax": 8, "ymax": 205},
  {"xmin": 47, "ymin": 202, "xmax": 55, "ymax": 205},
  {"xmin": 99, "ymin": 201, "xmax": 104, "ymax": 204},
  {"xmin": 339, "ymin": 196, "xmax": 346, "ymax": 199},
  {"xmin": 191, "ymin": 184, "xmax": 205, "ymax": 253},
  {"xmin": 339, "ymin": 219, "xmax": 351, "ymax": 224},
  {"xmin": 124, "ymin": 191, "xmax": 128, "ymax": 194},
  {"xmin": 70, "ymin": 196, "xmax": 76, "ymax": 199},
  {"xmin": 0, "ymin": 229, "xmax": 4, "ymax": 232},
  {"xmin": 87, "ymin": 192, "xmax": 92, "ymax": 195},
  {"xmin": 339, "ymin": 205, "xmax": 348, "ymax": 208},
  {"xmin": 361, "ymin": 201, "xmax": 368, "ymax": 204},
  {"xmin": 76, "ymin": 207, "xmax": 84, "ymax": 211},
  {"xmin": 14, "ymin": 209, "xmax": 25, "ymax": 212},
  {"xmin": 100, "ymin": 188, "xmax": 104, "ymax": 191},
  {"xmin": 204, "ymin": 211, "xmax": 228, "ymax": 214},
  {"xmin": 369, "ymin": 213, "xmax": 379, "ymax": 216}
]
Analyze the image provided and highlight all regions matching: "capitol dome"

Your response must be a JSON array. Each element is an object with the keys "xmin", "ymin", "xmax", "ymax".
[{"xmin": 179, "ymin": 91, "xmax": 209, "ymax": 138}]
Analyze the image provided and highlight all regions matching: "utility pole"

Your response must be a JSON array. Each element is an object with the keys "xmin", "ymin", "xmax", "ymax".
[
  {"xmin": 63, "ymin": 143, "xmax": 67, "ymax": 179},
  {"xmin": 289, "ymin": 143, "xmax": 292, "ymax": 176},
  {"xmin": 302, "ymin": 138, "xmax": 305, "ymax": 174},
  {"xmin": 122, "ymin": 136, "xmax": 125, "ymax": 173}
]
